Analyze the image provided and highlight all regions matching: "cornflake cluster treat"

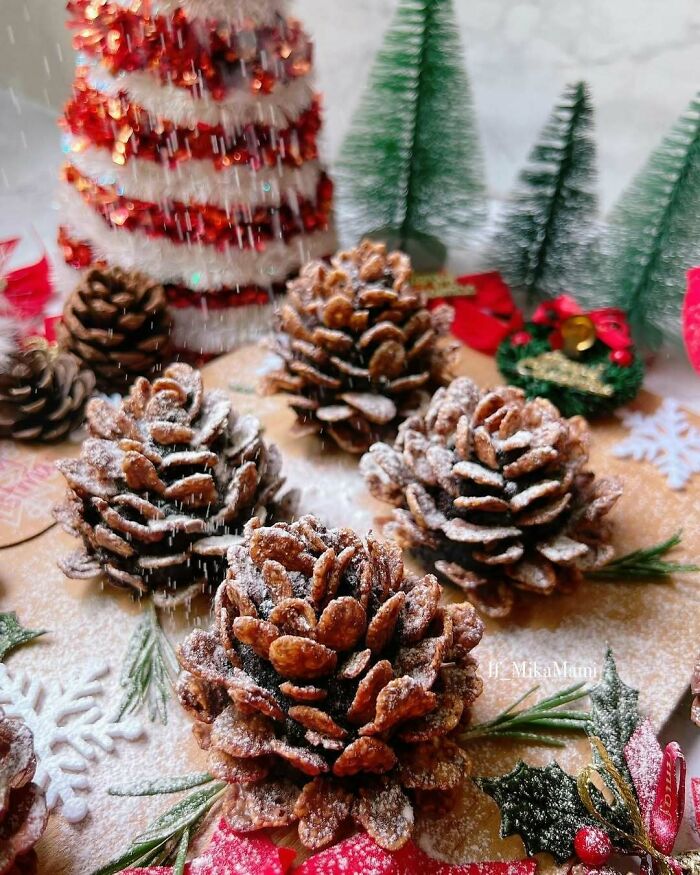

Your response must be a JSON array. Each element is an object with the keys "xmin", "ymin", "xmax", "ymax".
[
  {"xmin": 59, "ymin": 267, "xmax": 172, "ymax": 394},
  {"xmin": 0, "ymin": 709, "xmax": 48, "ymax": 875},
  {"xmin": 177, "ymin": 514, "xmax": 483, "ymax": 851},
  {"xmin": 263, "ymin": 240, "xmax": 455, "ymax": 453},
  {"xmin": 361, "ymin": 377, "xmax": 623, "ymax": 617},
  {"xmin": 0, "ymin": 345, "xmax": 95, "ymax": 442},
  {"xmin": 54, "ymin": 363, "xmax": 295, "ymax": 606}
]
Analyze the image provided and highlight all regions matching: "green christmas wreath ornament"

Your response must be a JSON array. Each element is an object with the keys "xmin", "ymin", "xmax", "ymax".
[{"xmin": 496, "ymin": 295, "xmax": 644, "ymax": 418}]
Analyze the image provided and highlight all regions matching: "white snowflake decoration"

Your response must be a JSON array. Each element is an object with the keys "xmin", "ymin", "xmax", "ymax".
[
  {"xmin": 0, "ymin": 661, "xmax": 143, "ymax": 823},
  {"xmin": 613, "ymin": 399, "xmax": 700, "ymax": 490}
]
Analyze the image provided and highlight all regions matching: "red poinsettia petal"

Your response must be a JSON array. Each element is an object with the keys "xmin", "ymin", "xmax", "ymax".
[
  {"xmin": 295, "ymin": 832, "xmax": 399, "ymax": 875},
  {"xmin": 393, "ymin": 841, "xmax": 538, "ymax": 875},
  {"xmin": 188, "ymin": 820, "xmax": 296, "ymax": 875}
]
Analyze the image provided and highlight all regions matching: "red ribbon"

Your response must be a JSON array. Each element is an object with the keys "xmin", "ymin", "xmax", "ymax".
[
  {"xmin": 649, "ymin": 743, "xmax": 686, "ymax": 855},
  {"xmin": 532, "ymin": 294, "xmax": 633, "ymax": 352},
  {"xmin": 0, "ymin": 237, "xmax": 55, "ymax": 336},
  {"xmin": 428, "ymin": 272, "xmax": 523, "ymax": 356}
]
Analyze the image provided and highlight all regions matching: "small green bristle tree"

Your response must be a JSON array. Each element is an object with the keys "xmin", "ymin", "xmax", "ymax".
[
  {"xmin": 490, "ymin": 82, "xmax": 599, "ymax": 305},
  {"xmin": 336, "ymin": 0, "xmax": 486, "ymax": 271},
  {"xmin": 602, "ymin": 92, "xmax": 700, "ymax": 351}
]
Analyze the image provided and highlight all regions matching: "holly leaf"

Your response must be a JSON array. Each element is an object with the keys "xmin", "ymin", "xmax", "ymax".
[
  {"xmin": 477, "ymin": 761, "xmax": 597, "ymax": 863},
  {"xmin": 0, "ymin": 612, "xmax": 47, "ymax": 661},
  {"xmin": 587, "ymin": 649, "xmax": 641, "ymax": 782}
]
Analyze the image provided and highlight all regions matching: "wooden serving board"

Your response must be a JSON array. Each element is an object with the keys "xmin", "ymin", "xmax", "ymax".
[{"xmin": 1, "ymin": 342, "xmax": 698, "ymax": 874}]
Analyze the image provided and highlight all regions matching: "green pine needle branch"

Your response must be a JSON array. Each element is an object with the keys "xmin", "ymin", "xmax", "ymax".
[
  {"xmin": 460, "ymin": 682, "xmax": 590, "ymax": 748},
  {"xmin": 491, "ymin": 80, "xmax": 598, "ymax": 304},
  {"xmin": 337, "ymin": 0, "xmax": 486, "ymax": 269},
  {"xmin": 587, "ymin": 531, "xmax": 700, "ymax": 581},
  {"xmin": 0, "ymin": 612, "xmax": 47, "ymax": 661},
  {"xmin": 116, "ymin": 602, "xmax": 180, "ymax": 725},
  {"xmin": 91, "ymin": 774, "xmax": 224, "ymax": 875},
  {"xmin": 603, "ymin": 90, "xmax": 700, "ymax": 350}
]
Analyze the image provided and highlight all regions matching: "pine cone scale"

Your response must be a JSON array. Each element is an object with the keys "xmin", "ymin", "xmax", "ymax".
[
  {"xmin": 178, "ymin": 515, "xmax": 484, "ymax": 850},
  {"xmin": 264, "ymin": 240, "xmax": 455, "ymax": 453},
  {"xmin": 55, "ymin": 364, "xmax": 295, "ymax": 602},
  {"xmin": 362, "ymin": 378, "xmax": 623, "ymax": 617}
]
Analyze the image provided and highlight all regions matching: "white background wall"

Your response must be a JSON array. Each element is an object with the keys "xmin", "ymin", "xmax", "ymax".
[{"xmin": 1, "ymin": 0, "xmax": 700, "ymax": 211}]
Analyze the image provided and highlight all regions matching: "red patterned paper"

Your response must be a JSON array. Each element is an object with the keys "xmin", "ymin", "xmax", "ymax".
[{"xmin": 684, "ymin": 268, "xmax": 700, "ymax": 373}]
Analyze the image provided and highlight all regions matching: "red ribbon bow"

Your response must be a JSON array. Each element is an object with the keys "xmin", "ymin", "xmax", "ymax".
[{"xmin": 532, "ymin": 294, "xmax": 633, "ymax": 353}]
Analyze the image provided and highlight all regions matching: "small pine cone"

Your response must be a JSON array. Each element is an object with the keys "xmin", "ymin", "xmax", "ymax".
[
  {"xmin": 54, "ymin": 363, "xmax": 296, "ymax": 606},
  {"xmin": 263, "ymin": 239, "xmax": 455, "ymax": 454},
  {"xmin": 59, "ymin": 267, "xmax": 172, "ymax": 393},
  {"xmin": 0, "ymin": 709, "xmax": 48, "ymax": 875},
  {"xmin": 177, "ymin": 515, "xmax": 484, "ymax": 852},
  {"xmin": 0, "ymin": 347, "xmax": 95, "ymax": 442},
  {"xmin": 360, "ymin": 377, "xmax": 623, "ymax": 618}
]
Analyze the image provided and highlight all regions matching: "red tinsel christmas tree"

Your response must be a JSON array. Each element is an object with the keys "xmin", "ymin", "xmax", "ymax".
[{"xmin": 57, "ymin": 0, "xmax": 336, "ymax": 354}]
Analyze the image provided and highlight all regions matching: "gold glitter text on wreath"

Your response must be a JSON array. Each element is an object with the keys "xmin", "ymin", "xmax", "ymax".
[{"xmin": 516, "ymin": 350, "xmax": 615, "ymax": 397}]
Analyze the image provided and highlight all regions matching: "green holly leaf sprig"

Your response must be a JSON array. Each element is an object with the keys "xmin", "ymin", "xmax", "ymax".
[
  {"xmin": 476, "ymin": 649, "xmax": 641, "ymax": 863},
  {"xmin": 0, "ymin": 612, "xmax": 47, "ymax": 661}
]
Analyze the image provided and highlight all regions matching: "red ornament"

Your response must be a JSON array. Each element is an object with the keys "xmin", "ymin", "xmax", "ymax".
[
  {"xmin": 510, "ymin": 330, "xmax": 532, "ymax": 347},
  {"xmin": 683, "ymin": 267, "xmax": 700, "ymax": 373},
  {"xmin": 609, "ymin": 348, "xmax": 633, "ymax": 367},
  {"xmin": 573, "ymin": 827, "xmax": 612, "ymax": 867}
]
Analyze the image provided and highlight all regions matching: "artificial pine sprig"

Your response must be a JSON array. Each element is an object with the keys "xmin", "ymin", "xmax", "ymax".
[
  {"xmin": 337, "ymin": 0, "xmax": 486, "ymax": 269},
  {"xmin": 460, "ymin": 682, "xmax": 590, "ymax": 748},
  {"xmin": 490, "ymin": 81, "xmax": 598, "ymax": 304},
  {"xmin": 116, "ymin": 601, "xmax": 179, "ymax": 725},
  {"xmin": 587, "ymin": 531, "xmax": 699, "ymax": 581},
  {"xmin": 91, "ymin": 775, "xmax": 225, "ymax": 875}
]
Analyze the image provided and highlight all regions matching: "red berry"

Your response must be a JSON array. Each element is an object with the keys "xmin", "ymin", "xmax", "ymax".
[
  {"xmin": 610, "ymin": 348, "xmax": 633, "ymax": 367},
  {"xmin": 574, "ymin": 826, "xmax": 612, "ymax": 866},
  {"xmin": 511, "ymin": 330, "xmax": 532, "ymax": 346}
]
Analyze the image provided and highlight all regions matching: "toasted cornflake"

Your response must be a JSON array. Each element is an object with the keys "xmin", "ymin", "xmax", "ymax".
[
  {"xmin": 208, "ymin": 748, "xmax": 270, "ymax": 784},
  {"xmin": 269, "ymin": 636, "xmax": 337, "ymax": 680},
  {"xmin": 398, "ymin": 575, "xmax": 440, "ymax": 644},
  {"xmin": 353, "ymin": 778, "xmax": 414, "ymax": 851},
  {"xmin": 269, "ymin": 598, "xmax": 317, "ymax": 637},
  {"xmin": 347, "ymin": 660, "xmax": 394, "ymax": 725},
  {"xmin": 288, "ymin": 707, "xmax": 347, "ymax": 740},
  {"xmin": 295, "ymin": 778, "xmax": 353, "ymax": 850},
  {"xmin": 365, "ymin": 592, "xmax": 405, "ymax": 654},
  {"xmin": 316, "ymin": 597, "xmax": 366, "ymax": 651},
  {"xmin": 232, "ymin": 617, "xmax": 280, "ymax": 659},
  {"xmin": 398, "ymin": 739, "xmax": 469, "ymax": 790},
  {"xmin": 333, "ymin": 737, "xmax": 397, "ymax": 777},
  {"xmin": 338, "ymin": 649, "xmax": 372, "ymax": 680},
  {"xmin": 223, "ymin": 779, "xmax": 299, "ymax": 831},
  {"xmin": 262, "ymin": 560, "xmax": 295, "ymax": 601},
  {"xmin": 178, "ymin": 630, "xmax": 235, "ymax": 686},
  {"xmin": 210, "ymin": 706, "xmax": 273, "ymax": 759},
  {"xmin": 228, "ymin": 669, "xmax": 286, "ymax": 722},
  {"xmin": 361, "ymin": 678, "xmax": 436, "ymax": 736},
  {"xmin": 279, "ymin": 683, "xmax": 327, "ymax": 703}
]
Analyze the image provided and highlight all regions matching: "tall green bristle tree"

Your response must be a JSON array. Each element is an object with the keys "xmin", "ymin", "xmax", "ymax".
[
  {"xmin": 602, "ymin": 92, "xmax": 700, "ymax": 351},
  {"xmin": 490, "ymin": 82, "xmax": 599, "ymax": 306},
  {"xmin": 336, "ymin": 0, "xmax": 486, "ymax": 270}
]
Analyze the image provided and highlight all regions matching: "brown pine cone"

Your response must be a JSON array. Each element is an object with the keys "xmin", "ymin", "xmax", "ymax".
[
  {"xmin": 0, "ymin": 709, "xmax": 48, "ymax": 875},
  {"xmin": 54, "ymin": 363, "xmax": 297, "ymax": 606},
  {"xmin": 0, "ymin": 346, "xmax": 95, "ymax": 442},
  {"xmin": 177, "ymin": 514, "xmax": 483, "ymax": 852},
  {"xmin": 263, "ymin": 240, "xmax": 455, "ymax": 454},
  {"xmin": 361, "ymin": 377, "xmax": 623, "ymax": 618},
  {"xmin": 59, "ymin": 267, "xmax": 172, "ymax": 393}
]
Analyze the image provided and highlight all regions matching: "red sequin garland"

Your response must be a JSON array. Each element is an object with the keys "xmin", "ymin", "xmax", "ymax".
[
  {"xmin": 68, "ymin": 0, "xmax": 313, "ymax": 99},
  {"xmin": 63, "ymin": 76, "xmax": 322, "ymax": 170},
  {"xmin": 63, "ymin": 164, "xmax": 333, "ymax": 250}
]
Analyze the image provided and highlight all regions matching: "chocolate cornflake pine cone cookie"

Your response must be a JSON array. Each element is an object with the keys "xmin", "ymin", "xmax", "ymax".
[
  {"xmin": 263, "ymin": 239, "xmax": 455, "ymax": 454},
  {"xmin": 0, "ymin": 709, "xmax": 48, "ymax": 875},
  {"xmin": 59, "ymin": 266, "xmax": 172, "ymax": 394},
  {"xmin": 54, "ymin": 363, "xmax": 296, "ymax": 606},
  {"xmin": 0, "ymin": 346, "xmax": 95, "ymax": 442},
  {"xmin": 178, "ymin": 515, "xmax": 484, "ymax": 851},
  {"xmin": 361, "ymin": 378, "xmax": 623, "ymax": 618}
]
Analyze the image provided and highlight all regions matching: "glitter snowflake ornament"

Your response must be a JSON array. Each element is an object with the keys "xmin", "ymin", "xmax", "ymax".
[
  {"xmin": 0, "ymin": 660, "xmax": 142, "ymax": 823},
  {"xmin": 613, "ymin": 399, "xmax": 700, "ymax": 490}
]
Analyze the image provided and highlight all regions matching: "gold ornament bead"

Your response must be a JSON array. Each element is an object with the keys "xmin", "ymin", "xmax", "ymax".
[{"xmin": 561, "ymin": 314, "xmax": 597, "ymax": 358}]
